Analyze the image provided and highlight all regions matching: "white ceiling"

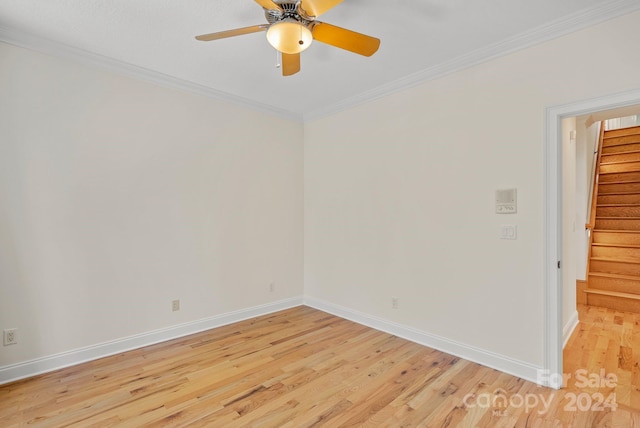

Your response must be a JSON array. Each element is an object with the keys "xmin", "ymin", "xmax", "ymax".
[{"xmin": 1, "ymin": 0, "xmax": 639, "ymax": 121}]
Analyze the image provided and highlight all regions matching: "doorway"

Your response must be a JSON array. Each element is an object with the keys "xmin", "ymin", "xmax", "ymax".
[{"xmin": 545, "ymin": 88, "xmax": 640, "ymax": 388}]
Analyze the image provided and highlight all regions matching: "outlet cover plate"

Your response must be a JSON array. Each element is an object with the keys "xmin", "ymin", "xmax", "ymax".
[{"xmin": 3, "ymin": 329, "xmax": 17, "ymax": 346}]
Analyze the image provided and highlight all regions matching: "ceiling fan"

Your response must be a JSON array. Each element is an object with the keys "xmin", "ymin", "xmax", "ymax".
[{"xmin": 195, "ymin": 0, "xmax": 380, "ymax": 76}]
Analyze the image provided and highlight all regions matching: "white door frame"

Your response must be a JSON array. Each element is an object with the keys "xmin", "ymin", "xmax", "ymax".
[{"xmin": 544, "ymin": 88, "xmax": 640, "ymax": 388}]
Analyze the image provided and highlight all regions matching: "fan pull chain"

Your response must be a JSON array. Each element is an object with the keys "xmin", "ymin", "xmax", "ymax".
[{"xmin": 275, "ymin": 49, "xmax": 281, "ymax": 68}]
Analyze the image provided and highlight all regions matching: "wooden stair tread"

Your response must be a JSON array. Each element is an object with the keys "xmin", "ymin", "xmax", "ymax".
[
  {"xmin": 589, "ymin": 272, "xmax": 640, "ymax": 281},
  {"xmin": 595, "ymin": 218, "xmax": 640, "ymax": 230},
  {"xmin": 592, "ymin": 242, "xmax": 640, "ymax": 248},
  {"xmin": 600, "ymin": 159, "xmax": 640, "ymax": 166},
  {"xmin": 597, "ymin": 204, "xmax": 640, "ymax": 207},
  {"xmin": 599, "ymin": 169, "xmax": 640, "ymax": 175},
  {"xmin": 600, "ymin": 152, "xmax": 640, "ymax": 164},
  {"xmin": 603, "ymin": 139, "xmax": 640, "ymax": 148},
  {"xmin": 600, "ymin": 174, "xmax": 640, "ymax": 179},
  {"xmin": 584, "ymin": 289, "xmax": 640, "ymax": 300},
  {"xmin": 597, "ymin": 191, "xmax": 640, "ymax": 195},
  {"xmin": 602, "ymin": 141, "xmax": 640, "ymax": 149},
  {"xmin": 601, "ymin": 152, "xmax": 640, "ymax": 161},
  {"xmin": 604, "ymin": 126, "xmax": 640, "ymax": 138},
  {"xmin": 602, "ymin": 145, "xmax": 640, "ymax": 154},
  {"xmin": 602, "ymin": 148, "xmax": 640, "ymax": 153},
  {"xmin": 597, "ymin": 198, "xmax": 640, "ymax": 204},
  {"xmin": 593, "ymin": 229, "xmax": 640, "ymax": 233},
  {"xmin": 599, "ymin": 179, "xmax": 640, "ymax": 184},
  {"xmin": 594, "ymin": 207, "xmax": 640, "ymax": 218},
  {"xmin": 591, "ymin": 256, "xmax": 640, "ymax": 264},
  {"xmin": 602, "ymin": 150, "xmax": 640, "ymax": 156},
  {"xmin": 601, "ymin": 159, "xmax": 640, "ymax": 166},
  {"xmin": 603, "ymin": 132, "xmax": 640, "ymax": 139}
]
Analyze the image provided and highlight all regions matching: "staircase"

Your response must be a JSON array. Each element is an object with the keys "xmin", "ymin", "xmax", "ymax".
[{"xmin": 586, "ymin": 125, "xmax": 640, "ymax": 312}]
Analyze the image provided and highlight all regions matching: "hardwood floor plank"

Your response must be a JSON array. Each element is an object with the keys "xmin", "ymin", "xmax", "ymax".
[{"xmin": 3, "ymin": 304, "xmax": 640, "ymax": 426}]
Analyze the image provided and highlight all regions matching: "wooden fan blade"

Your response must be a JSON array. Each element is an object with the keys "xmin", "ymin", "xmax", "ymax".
[
  {"xmin": 195, "ymin": 24, "xmax": 268, "ymax": 41},
  {"xmin": 312, "ymin": 22, "xmax": 380, "ymax": 56},
  {"xmin": 254, "ymin": 0, "xmax": 283, "ymax": 11},
  {"xmin": 282, "ymin": 53, "xmax": 301, "ymax": 76},
  {"xmin": 300, "ymin": 0, "xmax": 343, "ymax": 17}
]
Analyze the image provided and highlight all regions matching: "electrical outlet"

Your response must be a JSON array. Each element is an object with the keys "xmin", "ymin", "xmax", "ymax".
[
  {"xmin": 172, "ymin": 300, "xmax": 180, "ymax": 312},
  {"xmin": 269, "ymin": 282, "xmax": 275, "ymax": 293},
  {"xmin": 392, "ymin": 297, "xmax": 399, "ymax": 309},
  {"xmin": 3, "ymin": 329, "xmax": 17, "ymax": 346}
]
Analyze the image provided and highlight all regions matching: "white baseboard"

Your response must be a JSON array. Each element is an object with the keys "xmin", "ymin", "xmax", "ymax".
[
  {"xmin": 0, "ymin": 296, "xmax": 304, "ymax": 385},
  {"xmin": 563, "ymin": 309, "xmax": 580, "ymax": 349},
  {"xmin": 304, "ymin": 296, "xmax": 543, "ymax": 385},
  {"xmin": 1, "ymin": 295, "xmax": 549, "ymax": 386}
]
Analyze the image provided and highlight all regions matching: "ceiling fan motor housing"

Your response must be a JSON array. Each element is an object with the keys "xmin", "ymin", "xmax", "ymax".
[
  {"xmin": 265, "ymin": 2, "xmax": 314, "ymax": 27},
  {"xmin": 195, "ymin": 0, "xmax": 380, "ymax": 76}
]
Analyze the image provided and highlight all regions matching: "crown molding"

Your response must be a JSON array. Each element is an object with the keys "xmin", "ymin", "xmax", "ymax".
[
  {"xmin": 0, "ymin": 25, "xmax": 303, "ymax": 123},
  {"xmin": 303, "ymin": 0, "xmax": 640, "ymax": 122},
  {"xmin": 1, "ymin": 0, "xmax": 638, "ymax": 123}
]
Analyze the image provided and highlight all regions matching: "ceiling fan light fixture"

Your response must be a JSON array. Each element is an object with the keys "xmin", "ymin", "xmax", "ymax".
[{"xmin": 266, "ymin": 19, "xmax": 312, "ymax": 54}]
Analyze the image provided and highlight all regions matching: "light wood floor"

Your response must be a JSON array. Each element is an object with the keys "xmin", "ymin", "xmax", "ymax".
[{"xmin": 1, "ymin": 304, "xmax": 640, "ymax": 427}]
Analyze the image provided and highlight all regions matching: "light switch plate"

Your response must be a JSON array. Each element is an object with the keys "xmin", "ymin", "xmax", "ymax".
[{"xmin": 500, "ymin": 225, "xmax": 517, "ymax": 240}]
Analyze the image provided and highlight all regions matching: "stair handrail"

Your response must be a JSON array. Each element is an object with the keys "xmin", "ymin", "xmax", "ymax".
[
  {"xmin": 584, "ymin": 121, "xmax": 606, "ymax": 284},
  {"xmin": 586, "ymin": 121, "xmax": 606, "ymax": 230}
]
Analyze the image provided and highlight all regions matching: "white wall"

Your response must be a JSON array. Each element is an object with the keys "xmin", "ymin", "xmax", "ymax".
[
  {"xmin": 0, "ymin": 42, "xmax": 303, "ymax": 368},
  {"xmin": 304, "ymin": 11, "xmax": 640, "ymax": 373},
  {"xmin": 561, "ymin": 117, "xmax": 578, "ymax": 342},
  {"xmin": 575, "ymin": 119, "xmax": 599, "ymax": 280},
  {"xmin": 3, "ymin": 10, "xmax": 640, "ymax": 384}
]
